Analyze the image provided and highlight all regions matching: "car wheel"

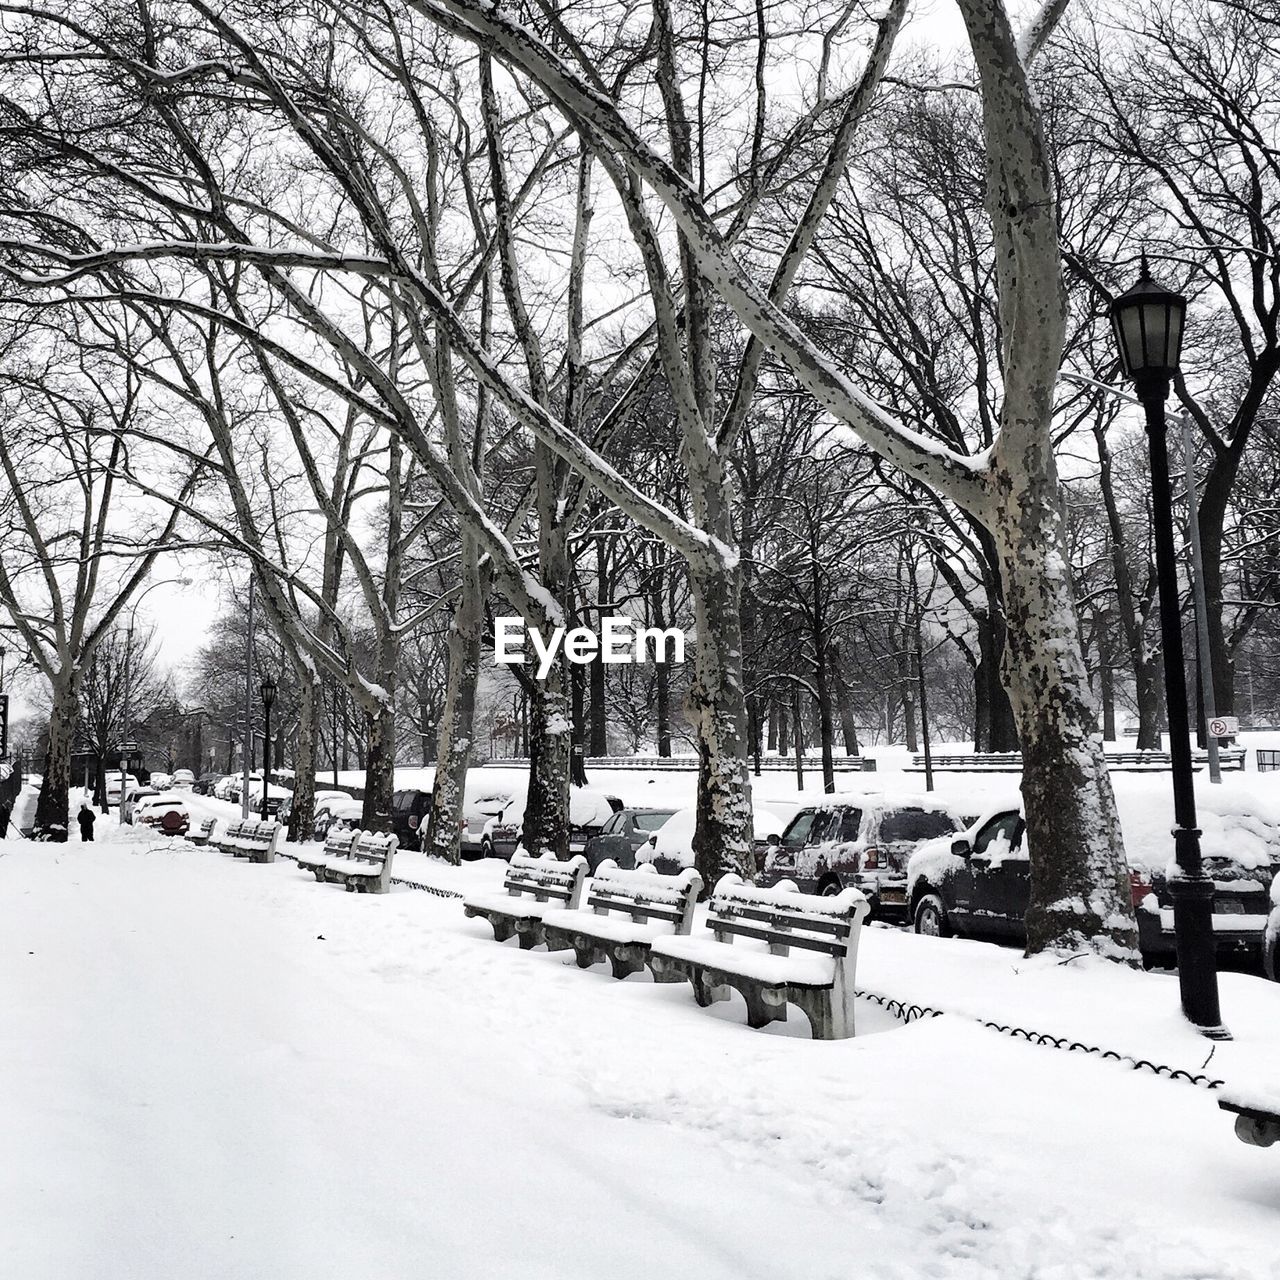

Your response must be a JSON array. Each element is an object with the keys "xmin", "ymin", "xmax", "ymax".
[
  {"xmin": 481, "ymin": 837, "xmax": 493, "ymax": 860},
  {"xmin": 818, "ymin": 876, "xmax": 843, "ymax": 897},
  {"xmin": 913, "ymin": 892, "xmax": 951, "ymax": 938},
  {"xmin": 1265, "ymin": 933, "xmax": 1278, "ymax": 983}
]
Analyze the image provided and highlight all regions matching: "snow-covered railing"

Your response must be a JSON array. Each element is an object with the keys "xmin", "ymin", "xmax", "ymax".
[{"xmin": 484, "ymin": 755, "xmax": 876, "ymax": 772}]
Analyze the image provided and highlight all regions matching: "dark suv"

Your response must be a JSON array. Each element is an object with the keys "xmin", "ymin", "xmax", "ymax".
[
  {"xmin": 390, "ymin": 788, "xmax": 433, "ymax": 850},
  {"xmin": 907, "ymin": 806, "xmax": 1278, "ymax": 966},
  {"xmin": 759, "ymin": 793, "xmax": 966, "ymax": 920}
]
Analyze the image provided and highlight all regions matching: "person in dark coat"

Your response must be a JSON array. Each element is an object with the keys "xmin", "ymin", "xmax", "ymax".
[{"xmin": 78, "ymin": 803, "xmax": 96, "ymax": 842}]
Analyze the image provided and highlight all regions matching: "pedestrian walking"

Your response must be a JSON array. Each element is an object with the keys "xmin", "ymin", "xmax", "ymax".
[{"xmin": 78, "ymin": 802, "xmax": 96, "ymax": 842}]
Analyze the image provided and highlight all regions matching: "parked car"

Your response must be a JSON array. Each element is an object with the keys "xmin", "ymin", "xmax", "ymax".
[
  {"xmin": 481, "ymin": 788, "xmax": 624, "ymax": 860},
  {"xmin": 907, "ymin": 804, "xmax": 1279, "ymax": 966},
  {"xmin": 583, "ymin": 808, "xmax": 677, "ymax": 871},
  {"xmin": 134, "ymin": 794, "xmax": 190, "ymax": 837},
  {"xmin": 193, "ymin": 772, "xmax": 223, "ymax": 795},
  {"xmin": 148, "ymin": 772, "xmax": 173, "ymax": 791},
  {"xmin": 120, "ymin": 786, "xmax": 160, "ymax": 825},
  {"xmin": 639, "ymin": 803, "xmax": 785, "ymax": 877},
  {"xmin": 212, "ymin": 774, "xmax": 239, "ymax": 801},
  {"xmin": 1265, "ymin": 876, "xmax": 1279, "ymax": 982},
  {"xmin": 461, "ymin": 790, "xmax": 516, "ymax": 859},
  {"xmin": 246, "ymin": 780, "xmax": 292, "ymax": 817},
  {"xmin": 105, "ymin": 771, "xmax": 141, "ymax": 807},
  {"xmin": 314, "ymin": 796, "xmax": 364, "ymax": 839},
  {"xmin": 171, "ymin": 769, "xmax": 196, "ymax": 789},
  {"xmin": 760, "ymin": 792, "xmax": 967, "ymax": 919},
  {"xmin": 390, "ymin": 788, "xmax": 433, "ymax": 850}
]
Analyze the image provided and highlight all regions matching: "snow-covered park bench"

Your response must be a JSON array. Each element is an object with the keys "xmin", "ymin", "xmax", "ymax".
[
  {"xmin": 463, "ymin": 852, "xmax": 589, "ymax": 948},
  {"xmin": 294, "ymin": 827, "xmax": 356, "ymax": 880},
  {"xmin": 648, "ymin": 876, "xmax": 870, "ymax": 1039},
  {"xmin": 215, "ymin": 819, "xmax": 280, "ymax": 864},
  {"xmin": 1219, "ymin": 1088, "xmax": 1280, "ymax": 1149},
  {"xmin": 188, "ymin": 817, "xmax": 215, "ymax": 847},
  {"xmin": 295, "ymin": 829, "xmax": 397, "ymax": 893},
  {"xmin": 540, "ymin": 862, "xmax": 702, "ymax": 979}
]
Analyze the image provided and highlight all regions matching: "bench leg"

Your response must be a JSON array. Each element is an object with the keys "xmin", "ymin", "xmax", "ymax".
[
  {"xmin": 572, "ymin": 941, "xmax": 606, "ymax": 970},
  {"xmin": 515, "ymin": 921, "xmax": 544, "ymax": 950},
  {"xmin": 607, "ymin": 948, "xmax": 645, "ymax": 981},
  {"xmin": 743, "ymin": 985, "xmax": 788, "ymax": 1030},
  {"xmin": 790, "ymin": 987, "xmax": 841, "ymax": 1040},
  {"xmin": 693, "ymin": 971, "xmax": 730, "ymax": 1007}
]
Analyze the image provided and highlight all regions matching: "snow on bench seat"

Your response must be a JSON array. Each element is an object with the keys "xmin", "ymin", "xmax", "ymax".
[
  {"xmin": 463, "ymin": 853, "xmax": 588, "ymax": 949},
  {"xmin": 648, "ymin": 875, "xmax": 870, "ymax": 1040},
  {"xmin": 540, "ymin": 863, "xmax": 702, "ymax": 980},
  {"xmin": 296, "ymin": 829, "xmax": 356, "ymax": 879},
  {"xmin": 296, "ymin": 829, "xmax": 397, "ymax": 894},
  {"xmin": 646, "ymin": 933, "xmax": 837, "ymax": 988},
  {"xmin": 214, "ymin": 818, "xmax": 280, "ymax": 864}
]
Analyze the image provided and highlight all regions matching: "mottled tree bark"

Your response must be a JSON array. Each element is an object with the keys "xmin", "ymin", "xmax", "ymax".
[{"xmin": 34, "ymin": 672, "xmax": 78, "ymax": 840}]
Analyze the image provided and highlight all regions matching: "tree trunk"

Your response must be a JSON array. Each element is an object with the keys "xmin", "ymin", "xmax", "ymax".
[
  {"xmin": 35, "ymin": 672, "xmax": 79, "ymax": 840},
  {"xmin": 898, "ymin": 636, "xmax": 919, "ymax": 753},
  {"xmin": 1097, "ymin": 621, "xmax": 1117, "ymax": 743},
  {"xmin": 988, "ymin": 459, "xmax": 1136, "ymax": 958},
  {"xmin": 289, "ymin": 676, "xmax": 318, "ymax": 843},
  {"xmin": 688, "ymin": 563, "xmax": 754, "ymax": 887},
  {"xmin": 427, "ymin": 538, "xmax": 482, "ymax": 864},
  {"xmin": 589, "ymin": 541, "xmax": 609, "ymax": 755},
  {"xmin": 831, "ymin": 646, "xmax": 860, "ymax": 755},
  {"xmin": 523, "ymin": 672, "xmax": 571, "ymax": 857},
  {"xmin": 361, "ymin": 703, "xmax": 396, "ymax": 833}
]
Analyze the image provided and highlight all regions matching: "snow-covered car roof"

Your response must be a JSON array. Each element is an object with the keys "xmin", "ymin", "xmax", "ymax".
[
  {"xmin": 137, "ymin": 795, "xmax": 187, "ymax": 811},
  {"xmin": 482, "ymin": 787, "xmax": 623, "ymax": 830},
  {"xmin": 789, "ymin": 790, "xmax": 970, "ymax": 818},
  {"xmin": 653, "ymin": 804, "xmax": 786, "ymax": 858},
  {"xmin": 322, "ymin": 797, "xmax": 365, "ymax": 817}
]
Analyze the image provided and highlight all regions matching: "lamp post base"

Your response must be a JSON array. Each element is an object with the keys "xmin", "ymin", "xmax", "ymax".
[{"xmin": 1168, "ymin": 870, "xmax": 1231, "ymax": 1040}]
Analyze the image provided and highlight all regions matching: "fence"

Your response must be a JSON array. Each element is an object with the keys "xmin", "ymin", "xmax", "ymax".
[{"xmin": 1258, "ymin": 750, "xmax": 1280, "ymax": 773}]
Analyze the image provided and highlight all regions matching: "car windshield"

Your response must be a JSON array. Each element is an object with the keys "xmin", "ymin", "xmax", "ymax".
[
  {"xmin": 634, "ymin": 812, "xmax": 674, "ymax": 832},
  {"xmin": 879, "ymin": 809, "xmax": 960, "ymax": 842},
  {"xmin": 780, "ymin": 810, "xmax": 841, "ymax": 849}
]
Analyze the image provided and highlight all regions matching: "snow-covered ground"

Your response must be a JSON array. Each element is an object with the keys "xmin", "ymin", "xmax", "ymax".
[{"xmin": 3, "ymin": 808, "xmax": 1279, "ymax": 1278}]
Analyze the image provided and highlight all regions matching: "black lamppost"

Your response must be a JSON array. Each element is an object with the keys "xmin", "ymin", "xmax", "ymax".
[
  {"xmin": 260, "ymin": 674, "xmax": 277, "ymax": 809},
  {"xmin": 1109, "ymin": 255, "xmax": 1228, "ymax": 1039}
]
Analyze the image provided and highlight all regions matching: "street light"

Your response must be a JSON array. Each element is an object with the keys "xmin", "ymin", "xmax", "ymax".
[
  {"xmin": 1109, "ymin": 255, "xmax": 1228, "ymax": 1039},
  {"xmin": 260, "ymin": 673, "xmax": 277, "ymax": 812}
]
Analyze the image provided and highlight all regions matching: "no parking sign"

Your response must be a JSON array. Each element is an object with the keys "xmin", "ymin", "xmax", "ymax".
[{"xmin": 1208, "ymin": 716, "xmax": 1239, "ymax": 739}]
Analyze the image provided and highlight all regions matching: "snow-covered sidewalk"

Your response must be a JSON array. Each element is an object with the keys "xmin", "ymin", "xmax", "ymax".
[{"xmin": 3, "ymin": 836, "xmax": 1278, "ymax": 1279}]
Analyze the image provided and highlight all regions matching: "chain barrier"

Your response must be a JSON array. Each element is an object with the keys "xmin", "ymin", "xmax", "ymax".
[
  {"xmin": 275, "ymin": 849, "xmax": 465, "ymax": 901},
  {"xmin": 264, "ymin": 848, "xmax": 1225, "ymax": 1091},
  {"xmin": 855, "ymin": 988, "xmax": 1225, "ymax": 1091}
]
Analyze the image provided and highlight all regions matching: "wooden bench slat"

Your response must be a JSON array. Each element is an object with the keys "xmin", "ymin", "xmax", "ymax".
[{"xmin": 710, "ymin": 917, "xmax": 847, "ymax": 955}]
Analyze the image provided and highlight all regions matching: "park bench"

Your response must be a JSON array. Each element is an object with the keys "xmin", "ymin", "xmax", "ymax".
[
  {"xmin": 463, "ymin": 852, "xmax": 589, "ymax": 948},
  {"xmin": 648, "ymin": 875, "xmax": 871, "ymax": 1040},
  {"xmin": 214, "ymin": 818, "xmax": 280, "ymax": 864},
  {"xmin": 188, "ymin": 817, "xmax": 216, "ymax": 846},
  {"xmin": 1218, "ymin": 1089, "xmax": 1280, "ymax": 1149},
  {"xmin": 296, "ymin": 828, "xmax": 398, "ymax": 893},
  {"xmin": 540, "ymin": 862, "xmax": 702, "ymax": 979},
  {"xmin": 294, "ymin": 827, "xmax": 357, "ymax": 881}
]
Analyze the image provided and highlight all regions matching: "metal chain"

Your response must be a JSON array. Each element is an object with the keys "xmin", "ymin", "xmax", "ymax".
[
  {"xmin": 274, "ymin": 848, "xmax": 463, "ymax": 899},
  {"xmin": 854, "ymin": 989, "xmax": 1225, "ymax": 1091}
]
